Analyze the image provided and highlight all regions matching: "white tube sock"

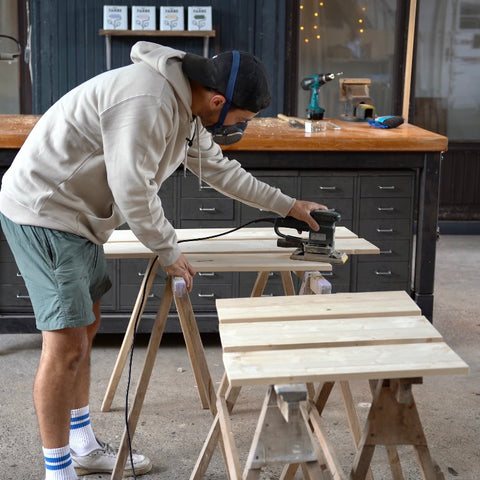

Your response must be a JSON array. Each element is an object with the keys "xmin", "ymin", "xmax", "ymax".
[
  {"xmin": 69, "ymin": 405, "xmax": 101, "ymax": 456},
  {"xmin": 43, "ymin": 445, "xmax": 77, "ymax": 480}
]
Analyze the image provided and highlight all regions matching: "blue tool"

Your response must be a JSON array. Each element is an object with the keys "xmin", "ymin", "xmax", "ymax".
[{"xmin": 369, "ymin": 115, "xmax": 404, "ymax": 129}]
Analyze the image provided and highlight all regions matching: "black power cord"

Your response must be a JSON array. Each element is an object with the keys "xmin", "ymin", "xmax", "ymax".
[{"xmin": 124, "ymin": 216, "xmax": 279, "ymax": 477}]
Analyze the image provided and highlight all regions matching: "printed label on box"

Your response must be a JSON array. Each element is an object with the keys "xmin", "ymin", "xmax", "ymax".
[
  {"xmin": 188, "ymin": 6, "xmax": 212, "ymax": 31},
  {"xmin": 103, "ymin": 5, "xmax": 128, "ymax": 30},
  {"xmin": 160, "ymin": 6, "xmax": 184, "ymax": 31},
  {"xmin": 132, "ymin": 6, "xmax": 156, "ymax": 30}
]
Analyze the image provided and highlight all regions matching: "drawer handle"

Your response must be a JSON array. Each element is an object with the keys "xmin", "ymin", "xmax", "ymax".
[
  {"xmin": 380, "ymin": 249, "xmax": 393, "ymax": 255},
  {"xmin": 261, "ymin": 293, "xmax": 275, "ymax": 297},
  {"xmin": 197, "ymin": 292, "xmax": 215, "ymax": 298},
  {"xmin": 374, "ymin": 270, "xmax": 392, "ymax": 276},
  {"xmin": 16, "ymin": 293, "xmax": 30, "ymax": 299},
  {"xmin": 378, "ymin": 185, "xmax": 395, "ymax": 190},
  {"xmin": 16, "ymin": 272, "xmax": 23, "ymax": 277},
  {"xmin": 199, "ymin": 207, "xmax": 216, "ymax": 212},
  {"xmin": 198, "ymin": 272, "xmax": 215, "ymax": 277},
  {"xmin": 200, "ymin": 184, "xmax": 214, "ymax": 190},
  {"xmin": 148, "ymin": 293, "xmax": 155, "ymax": 298},
  {"xmin": 377, "ymin": 207, "xmax": 394, "ymax": 211},
  {"xmin": 376, "ymin": 228, "xmax": 394, "ymax": 233},
  {"xmin": 138, "ymin": 272, "xmax": 145, "ymax": 277},
  {"xmin": 320, "ymin": 271, "xmax": 333, "ymax": 277},
  {"xmin": 319, "ymin": 186, "xmax": 336, "ymax": 190}
]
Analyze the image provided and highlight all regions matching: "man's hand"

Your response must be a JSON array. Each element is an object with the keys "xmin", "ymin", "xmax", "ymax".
[
  {"xmin": 163, "ymin": 253, "xmax": 196, "ymax": 292},
  {"xmin": 287, "ymin": 200, "xmax": 328, "ymax": 231}
]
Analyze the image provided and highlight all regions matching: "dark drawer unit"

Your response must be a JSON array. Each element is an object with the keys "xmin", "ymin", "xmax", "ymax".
[
  {"xmin": 189, "ymin": 282, "xmax": 234, "ymax": 310},
  {"xmin": 356, "ymin": 262, "xmax": 411, "ymax": 292},
  {"xmin": 300, "ymin": 173, "xmax": 354, "ymax": 229},
  {"xmin": 237, "ymin": 271, "xmax": 291, "ymax": 298},
  {"xmin": 179, "ymin": 172, "xmax": 237, "ymax": 228},
  {"xmin": 300, "ymin": 172, "xmax": 355, "ymax": 290},
  {"xmin": 319, "ymin": 263, "xmax": 351, "ymax": 293},
  {"xmin": 356, "ymin": 173, "xmax": 414, "ymax": 292},
  {"xmin": 240, "ymin": 172, "xmax": 297, "ymax": 223},
  {"xmin": 0, "ymin": 167, "xmax": 423, "ymax": 332},
  {"xmin": 118, "ymin": 258, "xmax": 168, "ymax": 312}
]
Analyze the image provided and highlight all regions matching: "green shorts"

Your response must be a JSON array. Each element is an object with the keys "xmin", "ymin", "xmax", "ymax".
[{"xmin": 0, "ymin": 212, "xmax": 112, "ymax": 331}]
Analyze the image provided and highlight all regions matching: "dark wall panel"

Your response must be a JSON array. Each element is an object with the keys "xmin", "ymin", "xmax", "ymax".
[{"xmin": 30, "ymin": 0, "xmax": 286, "ymax": 117}]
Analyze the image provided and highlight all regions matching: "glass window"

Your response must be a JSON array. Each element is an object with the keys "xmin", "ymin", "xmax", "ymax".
[
  {"xmin": 296, "ymin": 0, "xmax": 398, "ymax": 120},
  {"xmin": 0, "ymin": 0, "xmax": 20, "ymax": 113},
  {"xmin": 415, "ymin": 0, "xmax": 480, "ymax": 141}
]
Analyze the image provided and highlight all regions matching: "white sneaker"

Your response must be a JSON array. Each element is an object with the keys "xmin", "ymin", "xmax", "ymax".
[{"xmin": 71, "ymin": 439, "xmax": 152, "ymax": 477}]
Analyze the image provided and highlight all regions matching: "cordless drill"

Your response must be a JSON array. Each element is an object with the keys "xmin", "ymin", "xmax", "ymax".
[{"xmin": 301, "ymin": 72, "xmax": 343, "ymax": 120}]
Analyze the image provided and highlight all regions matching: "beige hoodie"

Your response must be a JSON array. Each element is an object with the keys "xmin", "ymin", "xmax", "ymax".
[{"xmin": 0, "ymin": 42, "xmax": 295, "ymax": 266}]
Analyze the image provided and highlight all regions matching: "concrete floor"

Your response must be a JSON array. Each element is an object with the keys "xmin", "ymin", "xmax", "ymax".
[{"xmin": 0, "ymin": 234, "xmax": 479, "ymax": 480}]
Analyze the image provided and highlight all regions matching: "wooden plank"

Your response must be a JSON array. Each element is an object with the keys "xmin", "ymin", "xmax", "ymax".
[
  {"xmin": 219, "ymin": 315, "xmax": 442, "ymax": 352},
  {"xmin": 222, "ymin": 342, "xmax": 469, "ymax": 387},
  {"xmin": 216, "ymin": 291, "xmax": 421, "ymax": 323},
  {"xmin": 106, "ymin": 226, "xmax": 358, "ymax": 243},
  {"xmin": 187, "ymin": 253, "xmax": 332, "ymax": 273},
  {"xmin": 104, "ymin": 237, "xmax": 377, "ymax": 259},
  {"xmin": 99, "ymin": 29, "xmax": 215, "ymax": 37},
  {"xmin": 402, "ymin": 0, "xmax": 417, "ymax": 122}
]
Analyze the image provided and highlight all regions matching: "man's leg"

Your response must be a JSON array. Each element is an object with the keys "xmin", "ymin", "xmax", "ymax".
[
  {"xmin": 34, "ymin": 325, "xmax": 91, "ymax": 479},
  {"xmin": 72, "ymin": 301, "xmax": 101, "ymax": 411},
  {"xmin": 34, "ymin": 325, "xmax": 91, "ymax": 449}
]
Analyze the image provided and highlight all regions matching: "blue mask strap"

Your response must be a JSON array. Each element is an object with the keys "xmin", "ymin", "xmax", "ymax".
[{"xmin": 215, "ymin": 50, "xmax": 240, "ymax": 129}]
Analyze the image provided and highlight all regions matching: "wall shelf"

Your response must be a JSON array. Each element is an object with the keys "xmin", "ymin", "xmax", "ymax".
[{"xmin": 99, "ymin": 29, "xmax": 216, "ymax": 69}]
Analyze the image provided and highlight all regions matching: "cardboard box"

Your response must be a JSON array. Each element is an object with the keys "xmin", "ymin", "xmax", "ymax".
[
  {"xmin": 103, "ymin": 5, "xmax": 128, "ymax": 30},
  {"xmin": 187, "ymin": 6, "xmax": 212, "ymax": 31},
  {"xmin": 160, "ymin": 6, "xmax": 184, "ymax": 31},
  {"xmin": 132, "ymin": 6, "xmax": 156, "ymax": 31}
]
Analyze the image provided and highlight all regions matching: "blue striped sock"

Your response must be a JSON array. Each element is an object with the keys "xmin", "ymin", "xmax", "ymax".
[
  {"xmin": 43, "ymin": 445, "xmax": 77, "ymax": 480},
  {"xmin": 69, "ymin": 406, "xmax": 100, "ymax": 456}
]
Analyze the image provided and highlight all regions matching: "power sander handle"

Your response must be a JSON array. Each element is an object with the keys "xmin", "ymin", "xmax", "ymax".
[{"xmin": 274, "ymin": 209, "xmax": 341, "ymax": 247}]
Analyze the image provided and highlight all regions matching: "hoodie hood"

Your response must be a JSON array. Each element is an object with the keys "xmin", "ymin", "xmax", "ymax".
[{"xmin": 130, "ymin": 42, "xmax": 193, "ymax": 120}]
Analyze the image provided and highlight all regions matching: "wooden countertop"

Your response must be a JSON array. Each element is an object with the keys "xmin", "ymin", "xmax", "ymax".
[
  {"xmin": 0, "ymin": 114, "xmax": 447, "ymax": 152},
  {"xmin": 224, "ymin": 117, "xmax": 448, "ymax": 152},
  {"xmin": 0, "ymin": 115, "xmax": 40, "ymax": 149}
]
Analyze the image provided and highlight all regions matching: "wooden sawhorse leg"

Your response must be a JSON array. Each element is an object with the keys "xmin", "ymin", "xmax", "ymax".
[
  {"xmin": 101, "ymin": 257, "xmax": 160, "ymax": 412},
  {"xmin": 351, "ymin": 379, "xmax": 446, "ymax": 480},
  {"xmin": 111, "ymin": 276, "xmax": 173, "ymax": 480},
  {"xmin": 251, "ymin": 270, "xmax": 296, "ymax": 298},
  {"xmin": 111, "ymin": 276, "xmax": 216, "ymax": 479},
  {"xmin": 193, "ymin": 381, "xmax": 346, "ymax": 480}
]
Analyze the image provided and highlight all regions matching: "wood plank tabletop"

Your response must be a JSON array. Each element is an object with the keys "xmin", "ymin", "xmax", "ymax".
[{"xmin": 218, "ymin": 290, "xmax": 469, "ymax": 386}]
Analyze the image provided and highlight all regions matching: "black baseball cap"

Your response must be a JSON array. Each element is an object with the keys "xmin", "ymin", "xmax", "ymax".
[{"xmin": 182, "ymin": 50, "xmax": 271, "ymax": 113}]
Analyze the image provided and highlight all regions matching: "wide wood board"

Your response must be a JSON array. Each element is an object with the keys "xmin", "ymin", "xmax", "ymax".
[
  {"xmin": 222, "ymin": 342, "xmax": 469, "ymax": 386},
  {"xmin": 220, "ymin": 315, "xmax": 442, "ymax": 352},
  {"xmin": 107, "ymin": 226, "xmax": 358, "ymax": 243},
  {"xmin": 216, "ymin": 290, "xmax": 420, "ymax": 323}
]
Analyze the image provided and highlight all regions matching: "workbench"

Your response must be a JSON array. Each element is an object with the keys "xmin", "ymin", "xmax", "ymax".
[{"xmin": 0, "ymin": 115, "xmax": 447, "ymax": 330}]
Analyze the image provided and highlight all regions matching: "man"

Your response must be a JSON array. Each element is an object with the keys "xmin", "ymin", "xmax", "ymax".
[{"xmin": 0, "ymin": 42, "xmax": 326, "ymax": 479}]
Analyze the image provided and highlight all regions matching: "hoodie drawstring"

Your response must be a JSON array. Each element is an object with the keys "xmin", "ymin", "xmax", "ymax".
[{"xmin": 184, "ymin": 117, "xmax": 202, "ymax": 190}]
